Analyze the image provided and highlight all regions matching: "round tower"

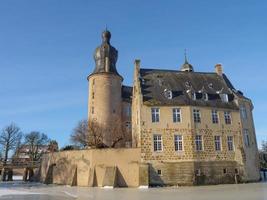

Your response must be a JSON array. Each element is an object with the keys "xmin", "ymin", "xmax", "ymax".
[{"xmin": 87, "ymin": 30, "xmax": 123, "ymax": 147}]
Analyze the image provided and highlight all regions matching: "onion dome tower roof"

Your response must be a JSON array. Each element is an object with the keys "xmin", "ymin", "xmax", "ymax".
[{"xmin": 91, "ymin": 29, "xmax": 121, "ymax": 77}]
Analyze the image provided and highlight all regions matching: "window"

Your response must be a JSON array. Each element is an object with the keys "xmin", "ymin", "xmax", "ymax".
[
  {"xmin": 224, "ymin": 111, "xmax": 231, "ymax": 124},
  {"xmin": 240, "ymin": 105, "xmax": 247, "ymax": 119},
  {"xmin": 227, "ymin": 136, "xmax": 234, "ymax": 151},
  {"xmin": 151, "ymin": 108, "xmax": 160, "ymax": 123},
  {"xmin": 173, "ymin": 108, "xmax": 181, "ymax": 123},
  {"xmin": 164, "ymin": 89, "xmax": 172, "ymax": 99},
  {"xmin": 153, "ymin": 134, "xmax": 162, "ymax": 152},
  {"xmin": 223, "ymin": 168, "xmax": 227, "ymax": 174},
  {"xmin": 192, "ymin": 92, "xmax": 197, "ymax": 100},
  {"xmin": 126, "ymin": 122, "xmax": 131, "ymax": 129},
  {"xmin": 220, "ymin": 94, "xmax": 229, "ymax": 102},
  {"xmin": 91, "ymin": 107, "xmax": 94, "ymax": 114},
  {"xmin": 92, "ymin": 92, "xmax": 95, "ymax": 99},
  {"xmin": 124, "ymin": 105, "xmax": 131, "ymax": 117},
  {"xmin": 174, "ymin": 135, "xmax": 183, "ymax": 151},
  {"xmin": 214, "ymin": 136, "xmax": 221, "ymax": 151},
  {"xmin": 193, "ymin": 109, "xmax": 201, "ymax": 123},
  {"xmin": 203, "ymin": 93, "xmax": 209, "ymax": 101},
  {"xmin": 196, "ymin": 169, "xmax": 201, "ymax": 176},
  {"xmin": 195, "ymin": 135, "xmax": 203, "ymax": 151},
  {"xmin": 157, "ymin": 169, "xmax": 162, "ymax": 176},
  {"xmin": 211, "ymin": 110, "xmax": 219, "ymax": 124},
  {"xmin": 243, "ymin": 129, "xmax": 250, "ymax": 147}
]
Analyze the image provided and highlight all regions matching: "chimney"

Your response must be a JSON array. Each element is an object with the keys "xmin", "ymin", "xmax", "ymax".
[
  {"xmin": 134, "ymin": 59, "xmax": 140, "ymax": 70},
  {"xmin": 215, "ymin": 63, "xmax": 223, "ymax": 76}
]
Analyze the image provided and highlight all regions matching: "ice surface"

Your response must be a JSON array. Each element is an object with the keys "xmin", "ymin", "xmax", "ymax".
[{"xmin": 0, "ymin": 181, "xmax": 267, "ymax": 200}]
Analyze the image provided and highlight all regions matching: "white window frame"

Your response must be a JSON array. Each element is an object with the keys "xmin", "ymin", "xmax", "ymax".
[
  {"xmin": 192, "ymin": 92, "xmax": 197, "ymax": 100},
  {"xmin": 224, "ymin": 111, "xmax": 232, "ymax": 124},
  {"xmin": 173, "ymin": 108, "xmax": 181, "ymax": 123},
  {"xmin": 214, "ymin": 135, "xmax": 221, "ymax": 151},
  {"xmin": 174, "ymin": 135, "xmax": 183, "ymax": 152},
  {"xmin": 195, "ymin": 135, "xmax": 203, "ymax": 151},
  {"xmin": 221, "ymin": 94, "xmax": 229, "ymax": 102},
  {"xmin": 193, "ymin": 109, "xmax": 201, "ymax": 123},
  {"xmin": 203, "ymin": 93, "xmax": 209, "ymax": 101},
  {"xmin": 151, "ymin": 108, "xmax": 160, "ymax": 123},
  {"xmin": 227, "ymin": 135, "xmax": 234, "ymax": 151},
  {"xmin": 211, "ymin": 110, "xmax": 219, "ymax": 124},
  {"xmin": 164, "ymin": 89, "xmax": 173, "ymax": 99},
  {"xmin": 153, "ymin": 134, "xmax": 163, "ymax": 152}
]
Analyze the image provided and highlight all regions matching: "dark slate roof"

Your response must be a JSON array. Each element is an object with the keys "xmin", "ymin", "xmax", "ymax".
[
  {"xmin": 122, "ymin": 85, "xmax": 132, "ymax": 102},
  {"xmin": 139, "ymin": 68, "xmax": 244, "ymax": 109}
]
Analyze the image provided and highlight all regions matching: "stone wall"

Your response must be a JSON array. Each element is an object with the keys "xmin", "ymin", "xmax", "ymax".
[
  {"xmin": 39, "ymin": 148, "xmax": 144, "ymax": 187},
  {"xmin": 149, "ymin": 161, "xmax": 242, "ymax": 186},
  {"xmin": 139, "ymin": 105, "xmax": 242, "ymax": 162}
]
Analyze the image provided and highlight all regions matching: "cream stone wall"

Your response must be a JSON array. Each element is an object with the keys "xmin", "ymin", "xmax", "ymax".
[
  {"xmin": 237, "ymin": 98, "xmax": 260, "ymax": 181},
  {"xmin": 130, "ymin": 61, "xmax": 260, "ymax": 185},
  {"xmin": 139, "ymin": 105, "xmax": 242, "ymax": 162},
  {"xmin": 88, "ymin": 73, "xmax": 123, "ymax": 147},
  {"xmin": 132, "ymin": 60, "xmax": 142, "ymax": 148},
  {"xmin": 121, "ymin": 101, "xmax": 132, "ymax": 146},
  {"xmin": 40, "ymin": 148, "xmax": 142, "ymax": 187}
]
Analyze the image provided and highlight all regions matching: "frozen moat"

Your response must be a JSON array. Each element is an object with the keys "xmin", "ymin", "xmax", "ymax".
[{"xmin": 0, "ymin": 181, "xmax": 267, "ymax": 200}]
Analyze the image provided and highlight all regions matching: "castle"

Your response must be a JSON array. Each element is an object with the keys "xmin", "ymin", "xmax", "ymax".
[{"xmin": 40, "ymin": 30, "xmax": 260, "ymax": 187}]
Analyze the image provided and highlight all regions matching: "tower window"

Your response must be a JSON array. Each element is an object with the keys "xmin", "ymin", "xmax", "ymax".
[
  {"xmin": 240, "ymin": 105, "xmax": 247, "ymax": 119},
  {"xmin": 92, "ymin": 92, "xmax": 95, "ymax": 99},
  {"xmin": 243, "ymin": 129, "xmax": 250, "ymax": 147},
  {"xmin": 91, "ymin": 107, "xmax": 94, "ymax": 114},
  {"xmin": 223, "ymin": 168, "xmax": 227, "ymax": 174},
  {"xmin": 157, "ymin": 169, "xmax": 162, "ymax": 176}
]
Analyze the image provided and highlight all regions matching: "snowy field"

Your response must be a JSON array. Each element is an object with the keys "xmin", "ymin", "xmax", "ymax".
[{"xmin": 0, "ymin": 181, "xmax": 267, "ymax": 200}]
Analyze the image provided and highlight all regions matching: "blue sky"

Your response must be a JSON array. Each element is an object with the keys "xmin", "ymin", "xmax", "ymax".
[{"xmin": 0, "ymin": 0, "xmax": 266, "ymax": 148}]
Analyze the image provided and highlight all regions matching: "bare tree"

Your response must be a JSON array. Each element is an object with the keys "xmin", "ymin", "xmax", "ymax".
[
  {"xmin": 24, "ymin": 131, "xmax": 50, "ymax": 161},
  {"xmin": 259, "ymin": 140, "xmax": 267, "ymax": 169},
  {"xmin": 70, "ymin": 120, "xmax": 90, "ymax": 148},
  {"xmin": 0, "ymin": 123, "xmax": 22, "ymax": 163},
  {"xmin": 47, "ymin": 140, "xmax": 59, "ymax": 152},
  {"xmin": 71, "ymin": 119, "xmax": 125, "ymax": 149}
]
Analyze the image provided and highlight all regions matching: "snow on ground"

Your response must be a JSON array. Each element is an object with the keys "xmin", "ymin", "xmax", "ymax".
[
  {"xmin": 0, "ymin": 188, "xmax": 41, "ymax": 197},
  {"xmin": 0, "ymin": 181, "xmax": 267, "ymax": 200}
]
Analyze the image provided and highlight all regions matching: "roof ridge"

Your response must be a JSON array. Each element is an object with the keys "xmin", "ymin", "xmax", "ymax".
[{"xmin": 140, "ymin": 67, "xmax": 218, "ymax": 75}]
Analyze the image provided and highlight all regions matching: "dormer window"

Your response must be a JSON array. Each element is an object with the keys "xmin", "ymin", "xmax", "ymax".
[
  {"xmin": 220, "ymin": 94, "xmax": 229, "ymax": 102},
  {"xmin": 203, "ymin": 93, "xmax": 208, "ymax": 101},
  {"xmin": 192, "ymin": 92, "xmax": 196, "ymax": 100},
  {"xmin": 164, "ymin": 89, "xmax": 172, "ymax": 99}
]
